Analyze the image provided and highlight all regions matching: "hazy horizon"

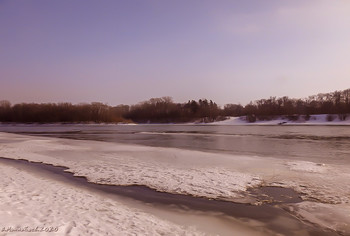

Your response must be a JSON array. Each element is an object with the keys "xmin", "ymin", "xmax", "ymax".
[
  {"xmin": 1, "ymin": 87, "xmax": 350, "ymax": 108},
  {"xmin": 1, "ymin": 0, "xmax": 350, "ymax": 106}
]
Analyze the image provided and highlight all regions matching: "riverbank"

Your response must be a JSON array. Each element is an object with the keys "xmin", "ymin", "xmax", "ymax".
[
  {"xmin": 211, "ymin": 114, "xmax": 350, "ymax": 125},
  {"xmin": 1, "ymin": 114, "xmax": 350, "ymax": 126}
]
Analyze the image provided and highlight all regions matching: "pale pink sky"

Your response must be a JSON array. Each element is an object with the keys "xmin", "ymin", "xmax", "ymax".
[{"xmin": 1, "ymin": 0, "xmax": 350, "ymax": 106}]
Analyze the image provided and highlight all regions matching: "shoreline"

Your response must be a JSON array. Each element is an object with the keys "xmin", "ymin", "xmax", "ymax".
[{"xmin": 1, "ymin": 123, "xmax": 350, "ymax": 127}]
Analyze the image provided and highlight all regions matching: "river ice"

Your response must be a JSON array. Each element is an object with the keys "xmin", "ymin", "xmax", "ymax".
[{"xmin": 0, "ymin": 132, "xmax": 349, "ymax": 234}]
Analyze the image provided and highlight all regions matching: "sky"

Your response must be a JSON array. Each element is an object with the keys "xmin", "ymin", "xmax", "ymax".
[{"xmin": 1, "ymin": 0, "xmax": 350, "ymax": 106}]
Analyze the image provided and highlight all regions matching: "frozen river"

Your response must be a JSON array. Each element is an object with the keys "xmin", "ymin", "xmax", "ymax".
[
  {"xmin": 0, "ymin": 124, "xmax": 349, "ymax": 235},
  {"xmin": 1, "ymin": 123, "xmax": 350, "ymax": 164}
]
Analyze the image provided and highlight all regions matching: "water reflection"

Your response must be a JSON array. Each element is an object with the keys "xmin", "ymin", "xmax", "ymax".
[{"xmin": 1, "ymin": 124, "xmax": 349, "ymax": 164}]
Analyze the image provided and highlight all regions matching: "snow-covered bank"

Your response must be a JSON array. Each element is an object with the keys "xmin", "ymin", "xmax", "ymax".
[
  {"xmin": 0, "ymin": 132, "xmax": 349, "ymax": 234},
  {"xmin": 0, "ymin": 164, "xmax": 204, "ymax": 236},
  {"xmin": 211, "ymin": 114, "xmax": 350, "ymax": 125},
  {"xmin": 0, "ymin": 158, "xmax": 303, "ymax": 236}
]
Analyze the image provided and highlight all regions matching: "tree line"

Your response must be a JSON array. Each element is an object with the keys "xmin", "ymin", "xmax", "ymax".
[
  {"xmin": 237, "ymin": 89, "xmax": 350, "ymax": 122},
  {"xmin": 0, "ymin": 88, "xmax": 349, "ymax": 123},
  {"xmin": 0, "ymin": 101, "xmax": 127, "ymax": 123},
  {"xmin": 124, "ymin": 97, "xmax": 222, "ymax": 123}
]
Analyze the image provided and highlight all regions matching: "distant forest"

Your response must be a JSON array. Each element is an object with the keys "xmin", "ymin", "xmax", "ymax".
[{"xmin": 1, "ymin": 88, "xmax": 350, "ymax": 123}]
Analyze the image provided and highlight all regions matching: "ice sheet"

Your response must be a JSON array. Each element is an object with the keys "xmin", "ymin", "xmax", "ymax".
[
  {"xmin": 0, "ymin": 133, "xmax": 262, "ymax": 202},
  {"xmin": 0, "ymin": 132, "xmax": 349, "ymax": 233},
  {"xmin": 288, "ymin": 201, "xmax": 350, "ymax": 234},
  {"xmin": 0, "ymin": 132, "xmax": 349, "ymax": 204}
]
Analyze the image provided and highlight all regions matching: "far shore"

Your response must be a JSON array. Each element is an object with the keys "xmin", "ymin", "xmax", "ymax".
[{"xmin": 1, "ymin": 114, "xmax": 350, "ymax": 126}]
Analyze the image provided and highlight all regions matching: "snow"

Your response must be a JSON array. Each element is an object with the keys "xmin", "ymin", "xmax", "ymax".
[
  {"xmin": 0, "ymin": 133, "xmax": 262, "ymax": 202},
  {"xmin": 0, "ymin": 132, "xmax": 350, "ymax": 234},
  {"xmin": 289, "ymin": 202, "xmax": 350, "ymax": 235},
  {"xmin": 0, "ymin": 164, "xmax": 205, "ymax": 236},
  {"xmin": 0, "ymin": 132, "xmax": 349, "ymax": 205},
  {"xmin": 211, "ymin": 114, "xmax": 350, "ymax": 125},
  {"xmin": 287, "ymin": 161, "xmax": 328, "ymax": 173}
]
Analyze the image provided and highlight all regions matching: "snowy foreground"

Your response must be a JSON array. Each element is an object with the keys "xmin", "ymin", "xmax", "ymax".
[
  {"xmin": 0, "ymin": 163, "xmax": 205, "ymax": 236},
  {"xmin": 0, "ymin": 132, "xmax": 349, "ymax": 235}
]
